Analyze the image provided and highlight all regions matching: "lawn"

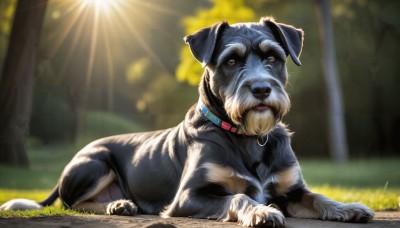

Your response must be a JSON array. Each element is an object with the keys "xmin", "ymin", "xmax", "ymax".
[
  {"xmin": 0, "ymin": 143, "xmax": 399, "ymax": 218},
  {"xmin": 299, "ymin": 159, "xmax": 400, "ymax": 211}
]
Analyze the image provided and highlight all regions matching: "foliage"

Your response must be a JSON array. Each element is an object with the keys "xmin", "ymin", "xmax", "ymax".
[
  {"xmin": 176, "ymin": 0, "xmax": 256, "ymax": 85},
  {"xmin": 0, "ymin": 0, "xmax": 16, "ymax": 73},
  {"xmin": 126, "ymin": 57, "xmax": 151, "ymax": 84},
  {"xmin": 0, "ymin": 0, "xmax": 15, "ymax": 34},
  {"xmin": 30, "ymin": 88, "xmax": 72, "ymax": 143},
  {"xmin": 30, "ymin": 87, "xmax": 146, "ymax": 145}
]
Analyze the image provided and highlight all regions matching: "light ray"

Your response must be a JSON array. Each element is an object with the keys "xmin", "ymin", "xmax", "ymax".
[
  {"xmin": 83, "ymin": 2, "xmax": 100, "ymax": 107},
  {"xmin": 101, "ymin": 9, "xmax": 115, "ymax": 112},
  {"xmin": 83, "ymin": 0, "xmax": 112, "ymax": 13},
  {"xmin": 55, "ymin": 6, "xmax": 90, "ymax": 85},
  {"xmin": 121, "ymin": 2, "xmax": 176, "ymax": 41},
  {"xmin": 48, "ymin": 0, "xmax": 187, "ymax": 105},
  {"xmin": 111, "ymin": 2, "xmax": 173, "ymax": 74},
  {"xmin": 48, "ymin": 1, "xmax": 85, "ymax": 58}
]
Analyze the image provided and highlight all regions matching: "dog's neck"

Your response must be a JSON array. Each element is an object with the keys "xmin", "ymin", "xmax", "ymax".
[
  {"xmin": 198, "ymin": 69, "xmax": 254, "ymax": 136},
  {"xmin": 198, "ymin": 70, "xmax": 232, "ymax": 124}
]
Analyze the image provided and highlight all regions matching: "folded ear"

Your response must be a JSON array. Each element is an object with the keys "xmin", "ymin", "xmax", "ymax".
[
  {"xmin": 184, "ymin": 21, "xmax": 229, "ymax": 67},
  {"xmin": 260, "ymin": 17, "xmax": 304, "ymax": 66}
]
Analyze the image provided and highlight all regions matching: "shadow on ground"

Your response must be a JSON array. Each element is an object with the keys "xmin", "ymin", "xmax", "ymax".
[{"xmin": 0, "ymin": 212, "xmax": 399, "ymax": 228}]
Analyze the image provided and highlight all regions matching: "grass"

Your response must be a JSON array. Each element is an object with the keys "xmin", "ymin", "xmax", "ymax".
[
  {"xmin": 0, "ymin": 185, "xmax": 397, "ymax": 216},
  {"xmin": 298, "ymin": 158, "xmax": 400, "ymax": 211},
  {"xmin": 309, "ymin": 186, "xmax": 399, "ymax": 211},
  {"xmin": 0, "ymin": 189, "xmax": 91, "ymax": 218},
  {"xmin": 0, "ymin": 142, "xmax": 399, "ymax": 217},
  {"xmin": 0, "ymin": 144, "xmax": 75, "ymax": 189},
  {"xmin": 0, "ymin": 111, "xmax": 147, "ymax": 189},
  {"xmin": 0, "ymin": 205, "xmax": 89, "ymax": 218},
  {"xmin": 299, "ymin": 159, "xmax": 400, "ymax": 188}
]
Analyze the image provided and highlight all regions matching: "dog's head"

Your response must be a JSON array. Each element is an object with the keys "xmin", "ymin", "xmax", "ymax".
[{"xmin": 185, "ymin": 17, "xmax": 303, "ymax": 136}]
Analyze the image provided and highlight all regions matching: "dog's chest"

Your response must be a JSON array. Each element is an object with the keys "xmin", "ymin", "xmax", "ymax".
[{"xmin": 202, "ymin": 160, "xmax": 297, "ymax": 203}]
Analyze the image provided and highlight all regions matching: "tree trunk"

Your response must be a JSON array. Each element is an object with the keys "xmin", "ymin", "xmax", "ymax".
[
  {"xmin": 0, "ymin": 0, "xmax": 48, "ymax": 166},
  {"xmin": 315, "ymin": 0, "xmax": 349, "ymax": 164}
]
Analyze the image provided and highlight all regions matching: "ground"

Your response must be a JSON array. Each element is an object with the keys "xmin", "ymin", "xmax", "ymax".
[{"xmin": 0, "ymin": 212, "xmax": 399, "ymax": 228}]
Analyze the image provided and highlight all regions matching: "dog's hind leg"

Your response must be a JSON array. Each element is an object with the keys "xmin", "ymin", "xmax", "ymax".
[{"xmin": 58, "ymin": 146, "xmax": 137, "ymax": 215}]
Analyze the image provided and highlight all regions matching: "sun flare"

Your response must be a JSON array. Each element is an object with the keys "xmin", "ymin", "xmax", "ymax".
[
  {"xmin": 83, "ymin": 0, "xmax": 112, "ymax": 13},
  {"xmin": 49, "ymin": 0, "xmax": 179, "ymax": 110}
]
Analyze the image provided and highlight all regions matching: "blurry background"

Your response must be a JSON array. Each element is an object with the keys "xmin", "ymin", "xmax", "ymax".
[{"xmin": 0, "ymin": 0, "xmax": 399, "ymax": 204}]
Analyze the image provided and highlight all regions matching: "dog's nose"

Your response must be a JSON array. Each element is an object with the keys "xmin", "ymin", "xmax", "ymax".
[{"xmin": 250, "ymin": 82, "xmax": 272, "ymax": 99}]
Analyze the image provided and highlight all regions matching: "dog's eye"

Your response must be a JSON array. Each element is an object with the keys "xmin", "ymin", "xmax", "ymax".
[
  {"xmin": 267, "ymin": 56, "xmax": 276, "ymax": 63},
  {"xmin": 226, "ymin": 59, "xmax": 236, "ymax": 66}
]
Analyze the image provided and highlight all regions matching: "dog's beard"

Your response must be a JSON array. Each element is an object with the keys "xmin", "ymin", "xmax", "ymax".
[
  {"xmin": 224, "ymin": 90, "xmax": 291, "ymax": 136},
  {"xmin": 224, "ymin": 93, "xmax": 252, "ymax": 127},
  {"xmin": 243, "ymin": 110, "xmax": 276, "ymax": 136}
]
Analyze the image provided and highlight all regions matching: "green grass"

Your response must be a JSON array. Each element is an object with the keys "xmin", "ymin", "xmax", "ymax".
[
  {"xmin": 0, "ymin": 206, "xmax": 88, "ymax": 218},
  {"xmin": 299, "ymin": 159, "xmax": 400, "ymax": 188},
  {"xmin": 0, "ymin": 144, "xmax": 75, "ymax": 189},
  {"xmin": 0, "ymin": 189, "xmax": 53, "ymax": 204},
  {"xmin": 0, "ymin": 111, "xmax": 147, "ymax": 189},
  {"xmin": 0, "ymin": 185, "xmax": 397, "ymax": 218},
  {"xmin": 309, "ymin": 185, "xmax": 399, "ymax": 211},
  {"xmin": 298, "ymin": 158, "xmax": 400, "ymax": 211},
  {"xmin": 0, "ymin": 189, "xmax": 91, "ymax": 218}
]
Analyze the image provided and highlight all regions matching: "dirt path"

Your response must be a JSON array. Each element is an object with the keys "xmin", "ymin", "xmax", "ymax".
[{"xmin": 0, "ymin": 211, "xmax": 399, "ymax": 228}]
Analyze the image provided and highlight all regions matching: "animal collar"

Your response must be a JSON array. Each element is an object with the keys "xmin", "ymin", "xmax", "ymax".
[
  {"xmin": 200, "ymin": 105, "xmax": 251, "ymax": 136},
  {"xmin": 199, "ymin": 103, "xmax": 270, "ymax": 146}
]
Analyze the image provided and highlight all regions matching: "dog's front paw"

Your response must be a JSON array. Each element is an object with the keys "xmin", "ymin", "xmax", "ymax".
[
  {"xmin": 239, "ymin": 205, "xmax": 285, "ymax": 227},
  {"xmin": 338, "ymin": 203, "xmax": 374, "ymax": 223},
  {"xmin": 106, "ymin": 199, "xmax": 138, "ymax": 216}
]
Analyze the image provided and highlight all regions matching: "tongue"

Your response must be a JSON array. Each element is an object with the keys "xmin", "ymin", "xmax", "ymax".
[{"xmin": 255, "ymin": 105, "xmax": 268, "ymax": 111}]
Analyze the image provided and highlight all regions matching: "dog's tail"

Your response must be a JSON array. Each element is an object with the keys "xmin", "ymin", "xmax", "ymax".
[{"xmin": 0, "ymin": 184, "xmax": 59, "ymax": 211}]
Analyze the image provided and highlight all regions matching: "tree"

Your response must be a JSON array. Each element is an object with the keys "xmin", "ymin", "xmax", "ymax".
[
  {"xmin": 315, "ymin": 0, "xmax": 348, "ymax": 163},
  {"xmin": 0, "ymin": 0, "xmax": 48, "ymax": 166}
]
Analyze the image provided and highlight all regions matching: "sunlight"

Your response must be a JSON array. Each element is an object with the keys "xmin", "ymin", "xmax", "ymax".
[
  {"xmin": 83, "ymin": 0, "xmax": 112, "ymax": 13},
  {"xmin": 47, "ymin": 0, "xmax": 182, "ymax": 111}
]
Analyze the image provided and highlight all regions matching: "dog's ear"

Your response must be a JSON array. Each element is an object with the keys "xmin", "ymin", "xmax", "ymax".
[
  {"xmin": 184, "ymin": 22, "xmax": 229, "ymax": 67},
  {"xmin": 260, "ymin": 17, "xmax": 304, "ymax": 66}
]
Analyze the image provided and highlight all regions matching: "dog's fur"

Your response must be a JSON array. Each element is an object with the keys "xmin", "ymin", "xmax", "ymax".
[{"xmin": 1, "ymin": 17, "xmax": 374, "ymax": 227}]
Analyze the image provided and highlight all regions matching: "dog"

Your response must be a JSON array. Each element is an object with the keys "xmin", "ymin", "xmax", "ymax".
[{"xmin": 1, "ymin": 17, "xmax": 374, "ymax": 227}]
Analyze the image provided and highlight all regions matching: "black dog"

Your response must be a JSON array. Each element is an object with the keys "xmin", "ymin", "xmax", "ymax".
[{"xmin": 1, "ymin": 17, "xmax": 374, "ymax": 227}]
